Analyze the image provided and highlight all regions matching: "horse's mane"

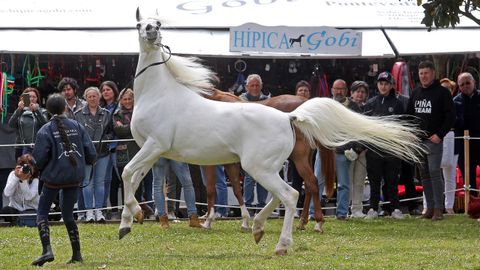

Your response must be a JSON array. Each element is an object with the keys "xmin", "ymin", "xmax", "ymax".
[{"xmin": 163, "ymin": 53, "xmax": 216, "ymax": 96}]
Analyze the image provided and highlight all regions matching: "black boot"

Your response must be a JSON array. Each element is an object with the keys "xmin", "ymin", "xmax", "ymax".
[
  {"xmin": 32, "ymin": 219, "xmax": 55, "ymax": 266},
  {"xmin": 65, "ymin": 221, "xmax": 83, "ymax": 264}
]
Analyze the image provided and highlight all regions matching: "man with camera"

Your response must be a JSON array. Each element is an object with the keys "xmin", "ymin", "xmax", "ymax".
[{"xmin": 0, "ymin": 154, "xmax": 39, "ymax": 225}]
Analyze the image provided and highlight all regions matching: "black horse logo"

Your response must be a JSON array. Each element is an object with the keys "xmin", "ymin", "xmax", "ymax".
[{"xmin": 289, "ymin": 34, "xmax": 305, "ymax": 48}]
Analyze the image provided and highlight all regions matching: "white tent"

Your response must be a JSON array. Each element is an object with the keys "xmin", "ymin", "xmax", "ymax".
[{"xmin": 0, "ymin": 0, "xmax": 479, "ymax": 57}]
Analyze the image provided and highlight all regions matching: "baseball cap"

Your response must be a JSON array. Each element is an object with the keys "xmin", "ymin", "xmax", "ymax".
[{"xmin": 377, "ymin": 71, "xmax": 394, "ymax": 84}]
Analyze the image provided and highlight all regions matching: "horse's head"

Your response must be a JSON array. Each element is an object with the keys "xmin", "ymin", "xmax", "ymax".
[{"xmin": 136, "ymin": 8, "xmax": 162, "ymax": 49}]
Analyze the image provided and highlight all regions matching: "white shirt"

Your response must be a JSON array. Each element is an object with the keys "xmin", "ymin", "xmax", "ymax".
[{"xmin": 3, "ymin": 171, "xmax": 39, "ymax": 211}]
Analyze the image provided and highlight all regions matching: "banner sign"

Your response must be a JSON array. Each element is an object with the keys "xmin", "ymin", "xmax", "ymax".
[{"xmin": 230, "ymin": 23, "xmax": 362, "ymax": 56}]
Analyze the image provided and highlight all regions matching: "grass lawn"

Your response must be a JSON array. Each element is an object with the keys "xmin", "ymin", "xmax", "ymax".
[{"xmin": 0, "ymin": 215, "xmax": 479, "ymax": 270}]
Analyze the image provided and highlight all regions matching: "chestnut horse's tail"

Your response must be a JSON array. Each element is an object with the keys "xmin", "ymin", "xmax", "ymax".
[
  {"xmin": 319, "ymin": 144, "xmax": 335, "ymax": 199},
  {"xmin": 289, "ymin": 97, "xmax": 425, "ymax": 164}
]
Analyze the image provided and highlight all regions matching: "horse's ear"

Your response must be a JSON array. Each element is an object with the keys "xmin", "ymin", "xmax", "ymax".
[
  {"xmin": 136, "ymin": 7, "xmax": 143, "ymax": 22},
  {"xmin": 155, "ymin": 9, "xmax": 159, "ymax": 17}
]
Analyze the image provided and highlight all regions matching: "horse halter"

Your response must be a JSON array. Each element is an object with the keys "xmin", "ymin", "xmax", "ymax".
[{"xmin": 134, "ymin": 44, "xmax": 171, "ymax": 79}]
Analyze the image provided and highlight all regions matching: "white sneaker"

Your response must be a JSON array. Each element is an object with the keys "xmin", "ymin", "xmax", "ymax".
[
  {"xmin": 95, "ymin": 210, "xmax": 106, "ymax": 222},
  {"xmin": 350, "ymin": 210, "xmax": 366, "ymax": 218},
  {"xmin": 77, "ymin": 212, "xmax": 85, "ymax": 221},
  {"xmin": 167, "ymin": 212, "xmax": 177, "ymax": 220},
  {"xmin": 391, "ymin": 209, "xmax": 405, "ymax": 219},
  {"xmin": 215, "ymin": 212, "xmax": 225, "ymax": 218},
  {"xmin": 365, "ymin": 208, "xmax": 378, "ymax": 219},
  {"xmin": 85, "ymin": 210, "xmax": 95, "ymax": 222}
]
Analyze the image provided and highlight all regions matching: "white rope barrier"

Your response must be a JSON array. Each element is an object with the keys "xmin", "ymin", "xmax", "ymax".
[
  {"xmin": 0, "ymin": 138, "xmax": 136, "ymax": 148},
  {"xmin": 1, "ymin": 135, "xmax": 479, "ymax": 220}
]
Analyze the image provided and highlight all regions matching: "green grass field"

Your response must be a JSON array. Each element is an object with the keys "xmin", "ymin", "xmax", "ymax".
[{"xmin": 1, "ymin": 215, "xmax": 479, "ymax": 270}]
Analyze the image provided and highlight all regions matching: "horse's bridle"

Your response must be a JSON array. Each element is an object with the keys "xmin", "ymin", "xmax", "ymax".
[
  {"xmin": 135, "ymin": 44, "xmax": 171, "ymax": 79},
  {"xmin": 124, "ymin": 44, "xmax": 172, "ymax": 90}
]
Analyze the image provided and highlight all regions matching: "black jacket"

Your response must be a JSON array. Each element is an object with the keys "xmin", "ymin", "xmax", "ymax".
[
  {"xmin": 364, "ymin": 89, "xmax": 405, "ymax": 157},
  {"xmin": 364, "ymin": 89, "xmax": 405, "ymax": 117},
  {"xmin": 407, "ymin": 80, "xmax": 455, "ymax": 140},
  {"xmin": 453, "ymin": 90, "xmax": 480, "ymax": 153}
]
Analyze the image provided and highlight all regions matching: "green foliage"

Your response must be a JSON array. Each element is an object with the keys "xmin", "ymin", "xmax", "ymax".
[
  {"xmin": 0, "ymin": 216, "xmax": 479, "ymax": 269},
  {"xmin": 413, "ymin": 0, "xmax": 480, "ymax": 30}
]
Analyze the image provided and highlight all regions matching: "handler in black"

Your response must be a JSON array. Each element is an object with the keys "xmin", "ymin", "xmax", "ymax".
[
  {"xmin": 407, "ymin": 60, "xmax": 455, "ymax": 221},
  {"xmin": 31, "ymin": 94, "xmax": 96, "ymax": 266},
  {"xmin": 364, "ymin": 71, "xmax": 406, "ymax": 219}
]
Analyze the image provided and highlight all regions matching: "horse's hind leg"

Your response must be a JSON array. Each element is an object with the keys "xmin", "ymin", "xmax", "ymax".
[
  {"xmin": 202, "ymin": 165, "xmax": 217, "ymax": 229},
  {"xmin": 119, "ymin": 138, "xmax": 162, "ymax": 239},
  {"xmin": 294, "ymin": 159, "xmax": 323, "ymax": 233},
  {"xmin": 224, "ymin": 163, "xmax": 250, "ymax": 231},
  {"xmin": 248, "ymin": 171, "xmax": 298, "ymax": 256}
]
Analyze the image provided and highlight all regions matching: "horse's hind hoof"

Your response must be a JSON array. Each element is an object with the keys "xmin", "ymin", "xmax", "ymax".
[
  {"xmin": 253, "ymin": 230, "xmax": 265, "ymax": 244},
  {"xmin": 314, "ymin": 222, "xmax": 324, "ymax": 233},
  {"xmin": 119, "ymin": 227, "xmax": 131, "ymax": 240},
  {"xmin": 275, "ymin": 249, "xmax": 288, "ymax": 256},
  {"xmin": 134, "ymin": 210, "xmax": 144, "ymax": 224}
]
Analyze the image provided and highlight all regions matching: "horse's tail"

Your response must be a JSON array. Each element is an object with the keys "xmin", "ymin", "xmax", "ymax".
[
  {"xmin": 319, "ymin": 144, "xmax": 335, "ymax": 198},
  {"xmin": 288, "ymin": 97, "xmax": 425, "ymax": 163}
]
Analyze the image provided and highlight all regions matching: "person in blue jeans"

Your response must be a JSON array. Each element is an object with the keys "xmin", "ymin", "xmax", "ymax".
[
  {"xmin": 74, "ymin": 87, "xmax": 113, "ymax": 223},
  {"xmin": 243, "ymin": 172, "xmax": 268, "ymax": 214},
  {"xmin": 99, "ymin": 81, "xmax": 119, "ymax": 213},
  {"xmin": 152, "ymin": 158, "xmax": 201, "ymax": 228},
  {"xmin": 310, "ymin": 150, "xmax": 324, "ymax": 217},
  {"xmin": 239, "ymin": 74, "xmax": 270, "ymax": 214},
  {"xmin": 330, "ymin": 79, "xmax": 361, "ymax": 220}
]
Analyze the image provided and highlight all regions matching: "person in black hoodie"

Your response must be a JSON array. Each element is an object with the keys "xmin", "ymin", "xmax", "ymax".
[
  {"xmin": 364, "ymin": 72, "xmax": 405, "ymax": 219},
  {"xmin": 407, "ymin": 60, "xmax": 455, "ymax": 221},
  {"xmin": 31, "ymin": 94, "xmax": 97, "ymax": 266}
]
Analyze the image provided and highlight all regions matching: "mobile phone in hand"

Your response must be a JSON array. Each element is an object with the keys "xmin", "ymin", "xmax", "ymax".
[{"xmin": 21, "ymin": 93, "xmax": 30, "ymax": 106}]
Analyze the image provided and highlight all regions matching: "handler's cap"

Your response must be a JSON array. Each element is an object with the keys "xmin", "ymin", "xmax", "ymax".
[{"xmin": 377, "ymin": 71, "xmax": 394, "ymax": 84}]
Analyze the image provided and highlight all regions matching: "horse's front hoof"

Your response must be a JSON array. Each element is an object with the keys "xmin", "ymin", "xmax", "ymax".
[
  {"xmin": 275, "ymin": 249, "xmax": 288, "ymax": 256},
  {"xmin": 119, "ymin": 227, "xmax": 131, "ymax": 240},
  {"xmin": 241, "ymin": 225, "xmax": 250, "ymax": 232},
  {"xmin": 134, "ymin": 210, "xmax": 144, "ymax": 224},
  {"xmin": 253, "ymin": 230, "xmax": 265, "ymax": 244},
  {"xmin": 314, "ymin": 222, "xmax": 324, "ymax": 233},
  {"xmin": 296, "ymin": 223, "xmax": 306, "ymax": 231}
]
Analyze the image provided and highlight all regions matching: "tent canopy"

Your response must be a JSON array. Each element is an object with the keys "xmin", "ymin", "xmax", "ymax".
[{"xmin": 0, "ymin": 0, "xmax": 479, "ymax": 57}]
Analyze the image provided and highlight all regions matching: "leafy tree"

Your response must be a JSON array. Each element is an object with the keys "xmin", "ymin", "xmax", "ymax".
[{"xmin": 413, "ymin": 0, "xmax": 480, "ymax": 30}]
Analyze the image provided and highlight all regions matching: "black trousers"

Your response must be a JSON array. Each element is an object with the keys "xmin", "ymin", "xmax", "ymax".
[
  {"xmin": 366, "ymin": 152, "xmax": 401, "ymax": 211},
  {"xmin": 399, "ymin": 161, "xmax": 418, "ymax": 211},
  {"xmin": 37, "ymin": 185, "xmax": 78, "ymax": 223}
]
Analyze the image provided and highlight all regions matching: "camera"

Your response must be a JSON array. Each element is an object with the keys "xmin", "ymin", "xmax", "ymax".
[{"xmin": 21, "ymin": 164, "xmax": 31, "ymax": 174}]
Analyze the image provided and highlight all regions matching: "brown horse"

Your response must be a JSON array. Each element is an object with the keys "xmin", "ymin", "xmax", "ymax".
[{"xmin": 201, "ymin": 89, "xmax": 335, "ymax": 232}]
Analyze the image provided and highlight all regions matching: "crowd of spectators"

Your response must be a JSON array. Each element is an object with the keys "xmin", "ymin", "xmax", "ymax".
[{"xmin": 1, "ymin": 59, "xmax": 479, "ymax": 227}]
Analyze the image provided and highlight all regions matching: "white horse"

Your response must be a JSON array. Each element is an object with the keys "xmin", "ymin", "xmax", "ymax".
[{"xmin": 120, "ymin": 9, "xmax": 425, "ymax": 255}]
